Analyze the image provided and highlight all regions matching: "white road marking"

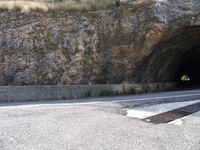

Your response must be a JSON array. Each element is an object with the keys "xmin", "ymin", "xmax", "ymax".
[
  {"xmin": 127, "ymin": 100, "xmax": 200, "ymax": 125},
  {"xmin": 112, "ymin": 93, "xmax": 200, "ymax": 103},
  {"xmin": 168, "ymin": 119, "xmax": 184, "ymax": 126},
  {"xmin": 1, "ymin": 92, "xmax": 200, "ymax": 109}
]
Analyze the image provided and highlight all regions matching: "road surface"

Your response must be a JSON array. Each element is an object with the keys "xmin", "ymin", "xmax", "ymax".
[{"xmin": 1, "ymin": 89, "xmax": 200, "ymax": 150}]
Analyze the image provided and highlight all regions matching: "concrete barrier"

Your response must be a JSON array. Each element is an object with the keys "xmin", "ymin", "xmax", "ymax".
[{"xmin": 0, "ymin": 82, "xmax": 177, "ymax": 102}]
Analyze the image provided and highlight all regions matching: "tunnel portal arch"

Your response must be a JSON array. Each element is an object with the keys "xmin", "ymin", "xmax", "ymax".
[{"xmin": 134, "ymin": 25, "xmax": 200, "ymax": 86}]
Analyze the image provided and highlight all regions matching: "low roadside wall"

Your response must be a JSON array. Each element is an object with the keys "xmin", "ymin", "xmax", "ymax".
[{"xmin": 0, "ymin": 82, "xmax": 177, "ymax": 102}]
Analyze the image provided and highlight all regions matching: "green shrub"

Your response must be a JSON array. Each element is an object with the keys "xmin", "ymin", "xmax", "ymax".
[{"xmin": 94, "ymin": 61, "xmax": 112, "ymax": 84}]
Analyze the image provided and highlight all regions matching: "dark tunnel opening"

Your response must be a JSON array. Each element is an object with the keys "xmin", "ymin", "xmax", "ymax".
[
  {"xmin": 176, "ymin": 46, "xmax": 200, "ymax": 88},
  {"xmin": 135, "ymin": 26, "xmax": 200, "ymax": 90}
]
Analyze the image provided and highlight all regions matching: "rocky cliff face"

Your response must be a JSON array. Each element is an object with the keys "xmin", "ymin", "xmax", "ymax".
[{"xmin": 0, "ymin": 0, "xmax": 200, "ymax": 85}]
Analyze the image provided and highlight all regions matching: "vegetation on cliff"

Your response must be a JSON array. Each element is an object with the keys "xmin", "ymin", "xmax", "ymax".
[{"xmin": 0, "ymin": 0, "xmax": 155, "ymax": 12}]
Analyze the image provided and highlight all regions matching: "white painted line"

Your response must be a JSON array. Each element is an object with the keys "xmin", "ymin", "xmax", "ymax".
[
  {"xmin": 58, "ymin": 92, "xmax": 200, "ymax": 106},
  {"xmin": 168, "ymin": 119, "xmax": 184, "ymax": 126},
  {"xmin": 111, "ymin": 93, "xmax": 200, "ymax": 103},
  {"xmin": 1, "ymin": 92, "xmax": 200, "ymax": 108},
  {"xmin": 126, "ymin": 100, "xmax": 200, "ymax": 120}
]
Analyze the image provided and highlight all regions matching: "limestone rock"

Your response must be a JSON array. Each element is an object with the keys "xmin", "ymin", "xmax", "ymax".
[{"xmin": 0, "ymin": 0, "xmax": 199, "ymax": 85}]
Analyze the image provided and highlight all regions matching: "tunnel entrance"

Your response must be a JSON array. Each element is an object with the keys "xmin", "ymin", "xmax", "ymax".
[
  {"xmin": 135, "ymin": 26, "xmax": 200, "ymax": 89},
  {"xmin": 176, "ymin": 46, "xmax": 200, "ymax": 87}
]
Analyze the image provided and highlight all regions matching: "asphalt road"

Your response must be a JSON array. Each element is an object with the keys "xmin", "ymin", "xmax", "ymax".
[{"xmin": 1, "ymin": 89, "xmax": 200, "ymax": 150}]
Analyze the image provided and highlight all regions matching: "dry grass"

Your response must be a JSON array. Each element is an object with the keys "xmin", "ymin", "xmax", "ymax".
[
  {"xmin": 0, "ymin": 1, "xmax": 94, "ymax": 12},
  {"xmin": 0, "ymin": 1, "xmax": 50, "ymax": 11},
  {"xmin": 0, "ymin": 0, "xmax": 155, "ymax": 12}
]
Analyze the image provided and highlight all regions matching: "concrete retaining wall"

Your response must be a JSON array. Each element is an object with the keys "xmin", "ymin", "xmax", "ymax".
[{"xmin": 0, "ymin": 82, "xmax": 177, "ymax": 102}]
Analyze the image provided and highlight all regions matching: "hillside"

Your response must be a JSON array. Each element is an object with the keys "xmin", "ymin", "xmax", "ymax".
[{"xmin": 0, "ymin": 0, "xmax": 199, "ymax": 85}]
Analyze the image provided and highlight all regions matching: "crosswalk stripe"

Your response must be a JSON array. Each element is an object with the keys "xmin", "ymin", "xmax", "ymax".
[{"xmin": 126, "ymin": 100, "xmax": 200, "ymax": 124}]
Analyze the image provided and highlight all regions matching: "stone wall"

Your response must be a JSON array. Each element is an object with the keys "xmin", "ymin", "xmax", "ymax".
[{"xmin": 0, "ymin": 83, "xmax": 176, "ymax": 102}]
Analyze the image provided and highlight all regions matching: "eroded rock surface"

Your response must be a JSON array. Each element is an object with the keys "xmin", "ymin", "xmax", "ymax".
[{"xmin": 0, "ymin": 0, "xmax": 199, "ymax": 85}]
